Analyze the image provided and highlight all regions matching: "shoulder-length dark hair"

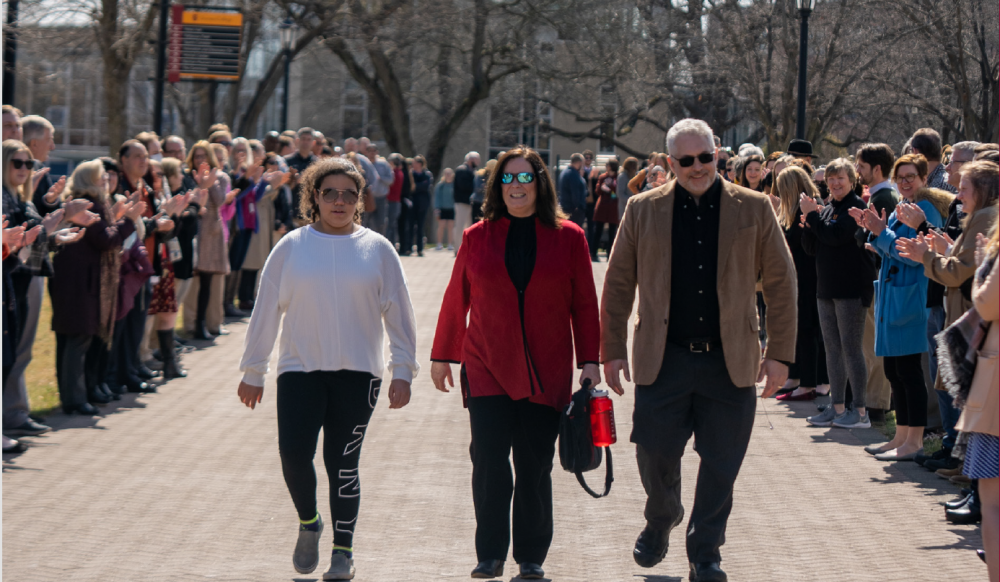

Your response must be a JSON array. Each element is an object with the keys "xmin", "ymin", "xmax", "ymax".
[{"xmin": 482, "ymin": 146, "xmax": 566, "ymax": 228}]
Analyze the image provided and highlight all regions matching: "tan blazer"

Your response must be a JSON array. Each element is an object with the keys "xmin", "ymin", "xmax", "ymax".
[
  {"xmin": 600, "ymin": 179, "xmax": 798, "ymax": 387},
  {"xmin": 956, "ymin": 258, "xmax": 999, "ymax": 437}
]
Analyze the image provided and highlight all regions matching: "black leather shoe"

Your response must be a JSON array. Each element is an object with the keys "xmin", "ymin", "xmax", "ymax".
[
  {"xmin": 63, "ymin": 403, "xmax": 99, "ymax": 416},
  {"xmin": 108, "ymin": 383, "xmax": 127, "ymax": 396},
  {"xmin": 978, "ymin": 549, "xmax": 987, "ymax": 563},
  {"xmin": 634, "ymin": 526, "xmax": 669, "ymax": 568},
  {"xmin": 470, "ymin": 559, "xmax": 504, "ymax": 579},
  {"xmin": 193, "ymin": 321, "xmax": 215, "ymax": 340},
  {"xmin": 125, "ymin": 379, "xmax": 157, "ymax": 394},
  {"xmin": 518, "ymin": 562, "xmax": 545, "ymax": 579},
  {"xmin": 946, "ymin": 500, "xmax": 981, "ymax": 524},
  {"xmin": 87, "ymin": 388, "xmax": 111, "ymax": 405},
  {"xmin": 136, "ymin": 365, "xmax": 159, "ymax": 380},
  {"xmin": 689, "ymin": 561, "xmax": 727, "ymax": 582},
  {"xmin": 915, "ymin": 447, "xmax": 951, "ymax": 467},
  {"xmin": 944, "ymin": 492, "xmax": 973, "ymax": 510},
  {"xmin": 925, "ymin": 456, "xmax": 961, "ymax": 471},
  {"xmin": 98, "ymin": 382, "xmax": 121, "ymax": 401}
]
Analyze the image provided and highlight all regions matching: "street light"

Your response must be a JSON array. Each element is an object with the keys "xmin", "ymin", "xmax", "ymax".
[
  {"xmin": 795, "ymin": 0, "xmax": 816, "ymax": 140},
  {"xmin": 279, "ymin": 17, "xmax": 296, "ymax": 131}
]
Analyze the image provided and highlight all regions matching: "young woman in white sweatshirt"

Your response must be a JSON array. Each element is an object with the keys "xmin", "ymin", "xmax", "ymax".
[{"xmin": 238, "ymin": 158, "xmax": 418, "ymax": 581}]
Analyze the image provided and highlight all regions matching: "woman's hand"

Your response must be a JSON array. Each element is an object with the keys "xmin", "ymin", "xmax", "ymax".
[
  {"xmin": 580, "ymin": 362, "xmax": 602, "ymax": 389},
  {"xmin": 155, "ymin": 214, "xmax": 175, "ymax": 232},
  {"xmin": 859, "ymin": 206, "xmax": 887, "ymax": 236},
  {"xmin": 975, "ymin": 232, "xmax": 989, "ymax": 266},
  {"xmin": 895, "ymin": 202, "xmax": 926, "ymax": 230},
  {"xmin": 124, "ymin": 200, "xmax": 147, "ymax": 221},
  {"xmin": 928, "ymin": 230, "xmax": 953, "ymax": 255},
  {"xmin": 44, "ymin": 175, "xmax": 67, "ymax": 203},
  {"xmin": 53, "ymin": 227, "xmax": 84, "ymax": 245},
  {"xmin": 799, "ymin": 192, "xmax": 819, "ymax": 216},
  {"xmin": 195, "ymin": 163, "xmax": 218, "ymax": 189},
  {"xmin": 40, "ymin": 208, "xmax": 65, "ymax": 233},
  {"xmin": 387, "ymin": 379, "xmax": 411, "ymax": 409},
  {"xmin": 224, "ymin": 188, "xmax": 241, "ymax": 205},
  {"xmin": 896, "ymin": 234, "xmax": 930, "ymax": 261},
  {"xmin": 31, "ymin": 166, "xmax": 50, "ymax": 191},
  {"xmin": 3, "ymin": 223, "xmax": 25, "ymax": 249},
  {"xmin": 431, "ymin": 361, "xmax": 454, "ymax": 393},
  {"xmin": 237, "ymin": 381, "xmax": 264, "ymax": 409}
]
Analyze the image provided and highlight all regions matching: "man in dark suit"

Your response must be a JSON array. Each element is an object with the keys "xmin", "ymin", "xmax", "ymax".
[{"xmin": 601, "ymin": 119, "xmax": 797, "ymax": 582}]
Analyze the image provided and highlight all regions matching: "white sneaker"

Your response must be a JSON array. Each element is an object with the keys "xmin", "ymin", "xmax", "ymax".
[
  {"xmin": 447, "ymin": 244, "xmax": 454, "ymax": 251},
  {"xmin": 323, "ymin": 553, "xmax": 356, "ymax": 580},
  {"xmin": 435, "ymin": 243, "xmax": 443, "ymax": 250}
]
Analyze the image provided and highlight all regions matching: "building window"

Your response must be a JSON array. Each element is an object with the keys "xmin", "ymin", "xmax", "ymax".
[{"xmin": 488, "ymin": 78, "xmax": 552, "ymax": 165}]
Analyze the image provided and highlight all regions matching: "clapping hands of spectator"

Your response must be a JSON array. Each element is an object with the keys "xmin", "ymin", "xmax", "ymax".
[
  {"xmin": 799, "ymin": 192, "xmax": 820, "ymax": 216},
  {"xmin": 975, "ymin": 232, "xmax": 989, "ymax": 266},
  {"xmin": 847, "ymin": 205, "xmax": 888, "ymax": 236},
  {"xmin": 40, "ymin": 208, "xmax": 65, "ymax": 234},
  {"xmin": 895, "ymin": 202, "xmax": 926, "ymax": 230},
  {"xmin": 3, "ymin": 218, "xmax": 26, "ymax": 250},
  {"xmin": 264, "ymin": 170, "xmax": 288, "ymax": 189},
  {"xmin": 160, "ymin": 191, "xmax": 192, "ymax": 216},
  {"xmin": 927, "ymin": 229, "xmax": 953, "ymax": 255},
  {"xmin": 154, "ymin": 213, "xmax": 175, "ymax": 232},
  {"xmin": 31, "ymin": 166, "xmax": 50, "ymax": 191},
  {"xmin": 52, "ymin": 227, "xmax": 85, "ymax": 245},
  {"xmin": 63, "ymin": 198, "xmax": 100, "ymax": 227},
  {"xmin": 43, "ymin": 175, "xmax": 67, "ymax": 205},
  {"xmin": 224, "ymin": 188, "xmax": 241, "ymax": 205},
  {"xmin": 195, "ymin": 163, "xmax": 218, "ymax": 189},
  {"xmin": 896, "ymin": 233, "xmax": 930, "ymax": 261},
  {"xmin": 124, "ymin": 199, "xmax": 146, "ymax": 221}
]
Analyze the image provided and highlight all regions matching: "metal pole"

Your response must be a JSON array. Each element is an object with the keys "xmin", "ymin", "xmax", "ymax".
[
  {"xmin": 795, "ymin": 8, "xmax": 810, "ymax": 140},
  {"xmin": 153, "ymin": 0, "xmax": 170, "ymax": 135},
  {"xmin": 281, "ymin": 48, "xmax": 290, "ymax": 131},
  {"xmin": 3, "ymin": 0, "xmax": 19, "ymax": 105}
]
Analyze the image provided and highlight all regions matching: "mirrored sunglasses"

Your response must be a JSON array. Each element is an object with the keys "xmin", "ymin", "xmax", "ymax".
[{"xmin": 500, "ymin": 172, "xmax": 535, "ymax": 185}]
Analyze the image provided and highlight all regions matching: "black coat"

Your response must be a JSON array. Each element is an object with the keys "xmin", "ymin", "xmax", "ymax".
[
  {"xmin": 49, "ymin": 197, "xmax": 135, "ymax": 336},
  {"xmin": 172, "ymin": 180, "xmax": 201, "ymax": 280},
  {"xmin": 785, "ymin": 208, "xmax": 819, "ymax": 330},
  {"xmin": 801, "ymin": 193, "xmax": 876, "ymax": 306}
]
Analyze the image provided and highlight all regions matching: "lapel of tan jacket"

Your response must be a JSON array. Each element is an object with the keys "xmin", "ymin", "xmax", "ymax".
[
  {"xmin": 716, "ymin": 180, "xmax": 742, "ymax": 285},
  {"xmin": 652, "ymin": 182, "xmax": 675, "ymax": 324}
]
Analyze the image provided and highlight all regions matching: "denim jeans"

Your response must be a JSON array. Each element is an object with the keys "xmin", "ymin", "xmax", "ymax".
[{"xmin": 385, "ymin": 201, "xmax": 401, "ymax": 247}]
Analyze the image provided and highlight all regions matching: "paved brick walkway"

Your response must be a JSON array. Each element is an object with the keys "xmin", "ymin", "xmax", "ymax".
[{"xmin": 2, "ymin": 252, "xmax": 985, "ymax": 581}]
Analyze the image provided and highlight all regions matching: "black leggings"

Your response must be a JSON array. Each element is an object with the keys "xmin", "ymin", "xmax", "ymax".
[
  {"xmin": 467, "ymin": 392, "xmax": 561, "ymax": 565},
  {"xmin": 196, "ymin": 272, "xmax": 213, "ymax": 324},
  {"xmin": 883, "ymin": 354, "xmax": 927, "ymax": 427},
  {"xmin": 277, "ymin": 370, "xmax": 381, "ymax": 548}
]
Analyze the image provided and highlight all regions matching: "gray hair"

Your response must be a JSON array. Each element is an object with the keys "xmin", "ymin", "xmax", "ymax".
[
  {"xmin": 824, "ymin": 157, "xmax": 857, "ymax": 185},
  {"xmin": 21, "ymin": 115, "xmax": 54, "ymax": 146},
  {"xmin": 466, "ymin": 151, "xmax": 481, "ymax": 162},
  {"xmin": 666, "ymin": 119, "xmax": 715, "ymax": 157},
  {"xmin": 952, "ymin": 141, "xmax": 980, "ymax": 160},
  {"xmin": 741, "ymin": 146, "xmax": 765, "ymax": 159}
]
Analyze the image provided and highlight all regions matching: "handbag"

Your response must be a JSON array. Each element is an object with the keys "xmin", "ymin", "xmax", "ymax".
[
  {"xmin": 558, "ymin": 380, "xmax": 613, "ymax": 498},
  {"xmin": 165, "ymin": 238, "xmax": 182, "ymax": 263}
]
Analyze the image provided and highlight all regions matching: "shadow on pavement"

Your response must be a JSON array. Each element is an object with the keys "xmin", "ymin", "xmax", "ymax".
[{"xmin": 633, "ymin": 575, "xmax": 684, "ymax": 582}]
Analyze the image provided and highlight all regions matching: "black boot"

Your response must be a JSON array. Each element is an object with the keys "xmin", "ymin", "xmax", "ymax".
[
  {"xmin": 193, "ymin": 320, "xmax": 214, "ymax": 340},
  {"xmin": 158, "ymin": 331, "xmax": 187, "ymax": 380}
]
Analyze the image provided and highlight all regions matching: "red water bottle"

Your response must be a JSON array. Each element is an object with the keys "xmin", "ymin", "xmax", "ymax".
[{"xmin": 589, "ymin": 389, "xmax": 617, "ymax": 447}]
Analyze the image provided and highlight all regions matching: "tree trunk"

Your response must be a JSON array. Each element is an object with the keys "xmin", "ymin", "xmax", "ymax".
[{"xmin": 103, "ymin": 64, "xmax": 129, "ymax": 156}]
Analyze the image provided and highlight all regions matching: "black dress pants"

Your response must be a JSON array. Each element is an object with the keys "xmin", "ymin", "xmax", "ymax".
[
  {"xmin": 56, "ymin": 333, "xmax": 92, "ymax": 408},
  {"xmin": 632, "ymin": 343, "xmax": 757, "ymax": 564},
  {"xmin": 467, "ymin": 393, "xmax": 561, "ymax": 565}
]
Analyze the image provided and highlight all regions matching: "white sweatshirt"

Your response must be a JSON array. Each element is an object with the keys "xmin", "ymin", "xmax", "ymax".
[{"xmin": 239, "ymin": 225, "xmax": 419, "ymax": 387}]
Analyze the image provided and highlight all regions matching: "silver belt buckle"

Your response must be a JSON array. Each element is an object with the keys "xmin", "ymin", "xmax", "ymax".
[{"xmin": 690, "ymin": 341, "xmax": 710, "ymax": 353}]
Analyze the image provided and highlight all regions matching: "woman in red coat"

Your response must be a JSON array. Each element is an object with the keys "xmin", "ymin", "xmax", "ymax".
[
  {"xmin": 431, "ymin": 146, "xmax": 601, "ymax": 580},
  {"xmin": 591, "ymin": 158, "xmax": 621, "ymax": 261}
]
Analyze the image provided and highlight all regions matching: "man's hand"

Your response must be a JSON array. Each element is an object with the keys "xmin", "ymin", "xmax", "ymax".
[
  {"xmin": 237, "ymin": 381, "xmax": 264, "ymax": 409},
  {"xmin": 431, "ymin": 361, "xmax": 454, "ymax": 393},
  {"xmin": 757, "ymin": 358, "xmax": 789, "ymax": 399},
  {"xmin": 387, "ymin": 379, "xmax": 411, "ymax": 409},
  {"xmin": 603, "ymin": 359, "xmax": 631, "ymax": 396}
]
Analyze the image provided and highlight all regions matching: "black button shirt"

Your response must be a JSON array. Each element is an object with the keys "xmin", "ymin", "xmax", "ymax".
[{"xmin": 667, "ymin": 177, "xmax": 723, "ymax": 344}]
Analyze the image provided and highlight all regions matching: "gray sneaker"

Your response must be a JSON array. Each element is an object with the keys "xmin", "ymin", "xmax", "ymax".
[
  {"xmin": 293, "ymin": 515, "xmax": 323, "ymax": 574},
  {"xmin": 833, "ymin": 409, "xmax": 871, "ymax": 429},
  {"xmin": 323, "ymin": 553, "xmax": 356, "ymax": 580},
  {"xmin": 807, "ymin": 405, "xmax": 838, "ymax": 427}
]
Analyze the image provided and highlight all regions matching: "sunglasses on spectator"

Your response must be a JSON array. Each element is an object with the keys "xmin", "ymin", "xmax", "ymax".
[
  {"xmin": 9, "ymin": 159, "xmax": 36, "ymax": 170},
  {"xmin": 500, "ymin": 172, "xmax": 535, "ymax": 185},
  {"xmin": 320, "ymin": 188, "xmax": 359, "ymax": 204},
  {"xmin": 671, "ymin": 153, "xmax": 714, "ymax": 167}
]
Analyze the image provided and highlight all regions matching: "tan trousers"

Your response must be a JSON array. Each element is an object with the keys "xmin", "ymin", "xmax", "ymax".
[
  {"xmin": 181, "ymin": 274, "xmax": 225, "ymax": 334},
  {"xmin": 864, "ymin": 302, "xmax": 892, "ymax": 410}
]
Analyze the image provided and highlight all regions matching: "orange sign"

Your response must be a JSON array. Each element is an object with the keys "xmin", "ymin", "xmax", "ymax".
[{"xmin": 181, "ymin": 11, "xmax": 243, "ymax": 27}]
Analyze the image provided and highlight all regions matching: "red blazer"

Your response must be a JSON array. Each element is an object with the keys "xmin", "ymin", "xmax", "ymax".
[{"xmin": 431, "ymin": 216, "xmax": 601, "ymax": 410}]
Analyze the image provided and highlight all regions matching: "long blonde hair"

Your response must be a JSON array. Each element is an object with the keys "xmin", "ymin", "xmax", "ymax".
[
  {"xmin": 65, "ymin": 159, "xmax": 109, "ymax": 204},
  {"xmin": 776, "ymin": 166, "xmax": 819, "ymax": 230},
  {"xmin": 2, "ymin": 139, "xmax": 35, "ymax": 202}
]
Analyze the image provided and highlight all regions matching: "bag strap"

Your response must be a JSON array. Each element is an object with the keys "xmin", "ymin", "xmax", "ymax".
[{"xmin": 575, "ymin": 447, "xmax": 614, "ymax": 498}]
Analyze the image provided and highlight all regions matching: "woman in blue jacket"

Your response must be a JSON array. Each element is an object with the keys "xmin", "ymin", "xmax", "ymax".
[{"xmin": 851, "ymin": 153, "xmax": 953, "ymax": 461}]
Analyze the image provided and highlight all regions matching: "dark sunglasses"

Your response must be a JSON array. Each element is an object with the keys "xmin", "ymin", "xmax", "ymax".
[
  {"xmin": 500, "ymin": 172, "xmax": 535, "ymax": 185},
  {"xmin": 320, "ymin": 188, "xmax": 359, "ymax": 204},
  {"xmin": 214, "ymin": 141, "xmax": 232, "ymax": 147},
  {"xmin": 671, "ymin": 153, "xmax": 715, "ymax": 168},
  {"xmin": 10, "ymin": 159, "xmax": 36, "ymax": 170}
]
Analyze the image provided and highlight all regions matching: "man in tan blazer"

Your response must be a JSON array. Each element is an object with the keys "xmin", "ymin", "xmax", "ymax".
[{"xmin": 600, "ymin": 119, "xmax": 797, "ymax": 582}]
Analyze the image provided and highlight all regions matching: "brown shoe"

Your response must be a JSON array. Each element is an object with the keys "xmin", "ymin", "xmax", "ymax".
[
  {"xmin": 949, "ymin": 474, "xmax": 972, "ymax": 486},
  {"xmin": 936, "ymin": 466, "xmax": 963, "ymax": 479}
]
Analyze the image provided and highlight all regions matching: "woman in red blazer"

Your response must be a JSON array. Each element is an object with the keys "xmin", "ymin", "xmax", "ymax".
[{"xmin": 431, "ymin": 146, "xmax": 601, "ymax": 580}]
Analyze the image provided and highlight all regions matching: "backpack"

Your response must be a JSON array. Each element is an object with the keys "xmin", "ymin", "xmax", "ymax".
[{"xmin": 558, "ymin": 380, "xmax": 613, "ymax": 498}]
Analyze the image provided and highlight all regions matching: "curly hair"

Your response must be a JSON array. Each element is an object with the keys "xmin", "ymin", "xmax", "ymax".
[
  {"xmin": 482, "ymin": 146, "xmax": 566, "ymax": 228},
  {"xmin": 298, "ymin": 157, "xmax": 367, "ymax": 224}
]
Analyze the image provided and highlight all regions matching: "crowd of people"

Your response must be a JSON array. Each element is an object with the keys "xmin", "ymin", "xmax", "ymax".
[{"xmin": 2, "ymin": 102, "xmax": 997, "ymax": 581}]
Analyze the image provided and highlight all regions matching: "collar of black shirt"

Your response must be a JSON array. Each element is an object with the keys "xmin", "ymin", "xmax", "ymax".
[{"xmin": 675, "ymin": 176, "xmax": 722, "ymax": 207}]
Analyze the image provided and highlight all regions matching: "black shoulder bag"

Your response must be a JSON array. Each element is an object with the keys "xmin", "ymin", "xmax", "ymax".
[{"xmin": 558, "ymin": 380, "xmax": 613, "ymax": 498}]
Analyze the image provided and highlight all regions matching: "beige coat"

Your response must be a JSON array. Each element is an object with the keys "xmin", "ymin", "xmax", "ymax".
[
  {"xmin": 601, "ymin": 179, "xmax": 798, "ymax": 387},
  {"xmin": 241, "ymin": 185, "xmax": 279, "ymax": 271},
  {"xmin": 955, "ymin": 257, "xmax": 999, "ymax": 437},
  {"xmin": 196, "ymin": 179, "xmax": 231, "ymax": 275}
]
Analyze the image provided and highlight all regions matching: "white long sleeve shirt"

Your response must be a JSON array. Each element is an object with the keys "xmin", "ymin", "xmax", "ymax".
[{"xmin": 239, "ymin": 225, "xmax": 419, "ymax": 387}]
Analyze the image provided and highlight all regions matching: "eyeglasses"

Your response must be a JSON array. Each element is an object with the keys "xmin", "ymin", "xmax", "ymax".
[
  {"xmin": 671, "ymin": 153, "xmax": 715, "ymax": 168},
  {"xmin": 320, "ymin": 188, "xmax": 359, "ymax": 204},
  {"xmin": 500, "ymin": 172, "xmax": 535, "ymax": 185},
  {"xmin": 895, "ymin": 173, "xmax": 920, "ymax": 184},
  {"xmin": 214, "ymin": 141, "xmax": 232, "ymax": 147},
  {"xmin": 10, "ymin": 159, "xmax": 36, "ymax": 170}
]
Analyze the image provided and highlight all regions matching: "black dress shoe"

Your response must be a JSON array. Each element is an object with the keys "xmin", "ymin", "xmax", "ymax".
[
  {"xmin": 925, "ymin": 456, "xmax": 961, "ymax": 471},
  {"xmin": 107, "ymin": 383, "xmax": 127, "ymax": 396},
  {"xmin": 944, "ymin": 492, "xmax": 973, "ymax": 510},
  {"xmin": 87, "ymin": 388, "xmax": 112, "ymax": 405},
  {"xmin": 136, "ymin": 365, "xmax": 159, "ymax": 380},
  {"xmin": 518, "ymin": 562, "xmax": 545, "ymax": 579},
  {"xmin": 470, "ymin": 559, "xmax": 504, "ymax": 579},
  {"xmin": 224, "ymin": 304, "xmax": 246, "ymax": 318},
  {"xmin": 193, "ymin": 321, "xmax": 215, "ymax": 340},
  {"xmin": 978, "ymin": 549, "xmax": 987, "ymax": 563},
  {"xmin": 634, "ymin": 526, "xmax": 669, "ymax": 568},
  {"xmin": 97, "ymin": 382, "xmax": 121, "ymax": 401},
  {"xmin": 946, "ymin": 500, "xmax": 981, "ymax": 524},
  {"xmin": 915, "ymin": 447, "xmax": 951, "ymax": 467},
  {"xmin": 689, "ymin": 561, "xmax": 727, "ymax": 582},
  {"xmin": 125, "ymin": 379, "xmax": 157, "ymax": 394},
  {"xmin": 63, "ymin": 403, "xmax": 99, "ymax": 416}
]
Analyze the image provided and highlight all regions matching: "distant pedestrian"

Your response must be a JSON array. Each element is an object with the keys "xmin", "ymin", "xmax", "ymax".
[
  {"xmin": 434, "ymin": 167, "xmax": 455, "ymax": 251},
  {"xmin": 557, "ymin": 153, "xmax": 587, "ymax": 226},
  {"xmin": 452, "ymin": 151, "xmax": 479, "ymax": 253}
]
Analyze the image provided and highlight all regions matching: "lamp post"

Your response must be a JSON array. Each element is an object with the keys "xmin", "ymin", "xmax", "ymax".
[
  {"xmin": 278, "ymin": 17, "xmax": 295, "ymax": 131},
  {"xmin": 795, "ymin": 0, "xmax": 816, "ymax": 140},
  {"xmin": 3, "ymin": 0, "xmax": 19, "ymax": 105}
]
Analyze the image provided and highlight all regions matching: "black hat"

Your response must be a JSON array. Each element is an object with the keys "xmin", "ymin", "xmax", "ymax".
[{"xmin": 786, "ymin": 139, "xmax": 818, "ymax": 159}]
